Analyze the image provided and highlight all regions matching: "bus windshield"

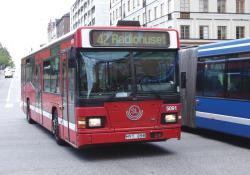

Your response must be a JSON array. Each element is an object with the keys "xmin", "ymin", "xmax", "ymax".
[{"xmin": 79, "ymin": 50, "xmax": 178, "ymax": 99}]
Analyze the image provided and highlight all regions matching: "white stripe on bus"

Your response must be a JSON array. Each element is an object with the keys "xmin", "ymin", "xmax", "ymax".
[
  {"xmin": 199, "ymin": 42, "xmax": 250, "ymax": 52},
  {"xmin": 24, "ymin": 102, "xmax": 76, "ymax": 131},
  {"xmin": 196, "ymin": 111, "xmax": 250, "ymax": 126}
]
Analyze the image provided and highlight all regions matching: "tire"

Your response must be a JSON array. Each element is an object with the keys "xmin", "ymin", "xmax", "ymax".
[
  {"xmin": 26, "ymin": 101, "xmax": 34, "ymax": 124},
  {"xmin": 52, "ymin": 111, "xmax": 65, "ymax": 145}
]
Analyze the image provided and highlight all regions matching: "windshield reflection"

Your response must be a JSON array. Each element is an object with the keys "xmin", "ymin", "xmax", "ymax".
[
  {"xmin": 133, "ymin": 51, "xmax": 177, "ymax": 92},
  {"xmin": 79, "ymin": 50, "xmax": 177, "ymax": 99},
  {"xmin": 79, "ymin": 51, "xmax": 132, "ymax": 98}
]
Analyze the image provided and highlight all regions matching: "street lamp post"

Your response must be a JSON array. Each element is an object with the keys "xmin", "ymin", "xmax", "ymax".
[
  {"xmin": 121, "ymin": 0, "xmax": 123, "ymax": 20},
  {"xmin": 144, "ymin": 0, "xmax": 147, "ymax": 27}
]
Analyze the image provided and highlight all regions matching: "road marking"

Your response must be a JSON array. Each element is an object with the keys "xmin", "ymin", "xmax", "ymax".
[{"xmin": 5, "ymin": 78, "xmax": 14, "ymax": 108}]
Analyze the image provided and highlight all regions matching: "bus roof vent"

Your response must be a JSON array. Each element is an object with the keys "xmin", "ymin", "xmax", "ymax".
[{"xmin": 117, "ymin": 20, "xmax": 141, "ymax": 27}]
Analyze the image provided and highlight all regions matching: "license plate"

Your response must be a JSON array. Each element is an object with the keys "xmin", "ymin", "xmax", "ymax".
[{"xmin": 125, "ymin": 133, "xmax": 146, "ymax": 140}]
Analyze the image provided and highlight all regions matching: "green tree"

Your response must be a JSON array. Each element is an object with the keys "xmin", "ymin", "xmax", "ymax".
[{"xmin": 0, "ymin": 42, "xmax": 14, "ymax": 68}]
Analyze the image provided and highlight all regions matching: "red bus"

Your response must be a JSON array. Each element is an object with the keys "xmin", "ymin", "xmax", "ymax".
[{"xmin": 21, "ymin": 22, "xmax": 181, "ymax": 148}]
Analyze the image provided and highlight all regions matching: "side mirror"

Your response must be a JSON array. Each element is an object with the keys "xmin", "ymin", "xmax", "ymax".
[
  {"xmin": 181, "ymin": 72, "xmax": 186, "ymax": 89},
  {"xmin": 68, "ymin": 48, "xmax": 77, "ymax": 68},
  {"xmin": 69, "ymin": 47, "xmax": 77, "ymax": 60}
]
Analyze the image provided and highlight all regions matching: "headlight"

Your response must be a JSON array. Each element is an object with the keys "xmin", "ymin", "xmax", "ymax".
[
  {"xmin": 87, "ymin": 117, "xmax": 104, "ymax": 128},
  {"xmin": 161, "ymin": 114, "xmax": 177, "ymax": 124}
]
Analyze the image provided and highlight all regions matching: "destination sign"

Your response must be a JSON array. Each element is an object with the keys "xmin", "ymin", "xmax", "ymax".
[{"xmin": 90, "ymin": 30, "xmax": 170, "ymax": 48}]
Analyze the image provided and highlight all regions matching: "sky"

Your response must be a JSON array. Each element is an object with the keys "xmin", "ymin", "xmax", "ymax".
[{"xmin": 0, "ymin": 0, "xmax": 74, "ymax": 65}]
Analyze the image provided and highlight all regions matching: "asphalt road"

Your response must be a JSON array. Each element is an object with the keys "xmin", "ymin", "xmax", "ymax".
[{"xmin": 0, "ymin": 69, "xmax": 249, "ymax": 175}]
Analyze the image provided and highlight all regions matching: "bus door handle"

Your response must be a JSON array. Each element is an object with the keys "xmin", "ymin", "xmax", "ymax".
[{"xmin": 59, "ymin": 105, "xmax": 64, "ymax": 110}]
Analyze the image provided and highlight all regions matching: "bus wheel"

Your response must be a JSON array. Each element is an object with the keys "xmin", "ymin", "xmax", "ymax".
[
  {"xmin": 26, "ymin": 100, "xmax": 34, "ymax": 124},
  {"xmin": 52, "ymin": 111, "xmax": 64, "ymax": 145}
]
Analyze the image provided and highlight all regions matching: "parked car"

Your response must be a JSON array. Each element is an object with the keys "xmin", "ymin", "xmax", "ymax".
[{"xmin": 4, "ymin": 68, "xmax": 13, "ymax": 78}]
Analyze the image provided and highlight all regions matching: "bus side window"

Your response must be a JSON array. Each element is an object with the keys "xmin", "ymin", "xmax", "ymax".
[
  {"xmin": 43, "ymin": 60, "xmax": 51, "ymax": 92},
  {"xmin": 51, "ymin": 56, "xmax": 60, "ymax": 94},
  {"xmin": 227, "ymin": 53, "xmax": 250, "ymax": 100},
  {"xmin": 203, "ymin": 61, "xmax": 225, "ymax": 97}
]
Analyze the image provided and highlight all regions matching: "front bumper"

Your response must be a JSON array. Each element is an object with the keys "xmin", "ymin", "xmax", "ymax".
[{"xmin": 77, "ymin": 127, "xmax": 181, "ymax": 148}]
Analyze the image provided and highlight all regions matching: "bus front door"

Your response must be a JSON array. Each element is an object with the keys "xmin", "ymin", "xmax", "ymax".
[
  {"xmin": 35, "ymin": 64, "xmax": 43, "ymax": 125},
  {"xmin": 62, "ymin": 60, "xmax": 70, "ymax": 142}
]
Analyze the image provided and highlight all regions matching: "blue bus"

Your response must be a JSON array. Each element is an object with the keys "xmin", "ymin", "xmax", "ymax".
[{"xmin": 180, "ymin": 38, "xmax": 250, "ymax": 138}]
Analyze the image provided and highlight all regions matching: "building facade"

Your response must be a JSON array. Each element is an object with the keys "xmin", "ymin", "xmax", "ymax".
[
  {"xmin": 47, "ymin": 13, "xmax": 70, "ymax": 42},
  {"xmin": 56, "ymin": 13, "xmax": 70, "ymax": 38},
  {"xmin": 110, "ymin": 0, "xmax": 250, "ymax": 46},
  {"xmin": 47, "ymin": 20, "xmax": 57, "ymax": 42},
  {"xmin": 70, "ymin": 0, "xmax": 110, "ymax": 31}
]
